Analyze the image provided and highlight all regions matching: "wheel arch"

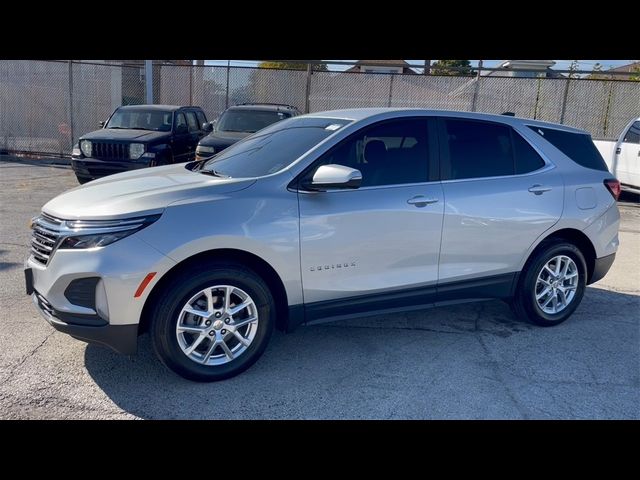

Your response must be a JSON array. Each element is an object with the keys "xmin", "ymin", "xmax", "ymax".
[
  {"xmin": 523, "ymin": 228, "xmax": 597, "ymax": 284},
  {"xmin": 139, "ymin": 248, "xmax": 290, "ymax": 335}
]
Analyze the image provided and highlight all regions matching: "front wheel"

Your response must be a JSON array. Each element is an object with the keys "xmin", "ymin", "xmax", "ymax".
[
  {"xmin": 511, "ymin": 242, "xmax": 587, "ymax": 327},
  {"xmin": 150, "ymin": 262, "xmax": 275, "ymax": 382}
]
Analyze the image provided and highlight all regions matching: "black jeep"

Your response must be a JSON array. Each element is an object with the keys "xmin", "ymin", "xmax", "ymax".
[
  {"xmin": 195, "ymin": 103, "xmax": 301, "ymax": 160},
  {"xmin": 71, "ymin": 104, "xmax": 209, "ymax": 184}
]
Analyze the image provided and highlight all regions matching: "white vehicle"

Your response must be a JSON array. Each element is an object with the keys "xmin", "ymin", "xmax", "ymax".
[{"xmin": 594, "ymin": 118, "xmax": 640, "ymax": 193}]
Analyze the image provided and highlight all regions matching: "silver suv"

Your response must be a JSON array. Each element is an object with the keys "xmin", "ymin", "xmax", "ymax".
[{"xmin": 25, "ymin": 109, "xmax": 621, "ymax": 381}]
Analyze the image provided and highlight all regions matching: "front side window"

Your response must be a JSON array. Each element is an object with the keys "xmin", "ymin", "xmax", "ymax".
[
  {"xmin": 195, "ymin": 110, "xmax": 207, "ymax": 128},
  {"xmin": 174, "ymin": 113, "xmax": 187, "ymax": 131},
  {"xmin": 313, "ymin": 118, "xmax": 432, "ymax": 187},
  {"xmin": 106, "ymin": 109, "xmax": 173, "ymax": 131},
  {"xmin": 185, "ymin": 111, "xmax": 199, "ymax": 132},
  {"xmin": 216, "ymin": 109, "xmax": 290, "ymax": 133},
  {"xmin": 623, "ymin": 121, "xmax": 640, "ymax": 144},
  {"xmin": 442, "ymin": 119, "xmax": 513, "ymax": 180}
]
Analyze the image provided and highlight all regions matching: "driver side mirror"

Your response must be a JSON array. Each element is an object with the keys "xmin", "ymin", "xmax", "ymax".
[
  {"xmin": 175, "ymin": 124, "xmax": 188, "ymax": 134},
  {"xmin": 302, "ymin": 164, "xmax": 362, "ymax": 191},
  {"xmin": 202, "ymin": 121, "xmax": 214, "ymax": 133},
  {"xmin": 98, "ymin": 121, "xmax": 106, "ymax": 128}
]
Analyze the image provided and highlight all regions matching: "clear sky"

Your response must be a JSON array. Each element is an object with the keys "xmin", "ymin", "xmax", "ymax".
[{"xmin": 204, "ymin": 59, "xmax": 634, "ymax": 72}]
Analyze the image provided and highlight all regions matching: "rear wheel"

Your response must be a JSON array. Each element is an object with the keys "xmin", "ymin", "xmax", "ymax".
[
  {"xmin": 150, "ymin": 261, "xmax": 275, "ymax": 382},
  {"xmin": 511, "ymin": 242, "xmax": 587, "ymax": 326}
]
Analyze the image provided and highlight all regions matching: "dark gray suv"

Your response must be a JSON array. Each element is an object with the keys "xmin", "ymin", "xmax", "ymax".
[{"xmin": 195, "ymin": 103, "xmax": 301, "ymax": 160}]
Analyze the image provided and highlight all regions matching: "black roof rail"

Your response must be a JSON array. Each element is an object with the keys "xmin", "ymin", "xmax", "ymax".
[
  {"xmin": 501, "ymin": 111, "xmax": 516, "ymax": 116},
  {"xmin": 236, "ymin": 102, "xmax": 297, "ymax": 108}
]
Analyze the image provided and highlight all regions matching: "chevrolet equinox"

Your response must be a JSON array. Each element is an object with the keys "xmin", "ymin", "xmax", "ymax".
[{"xmin": 26, "ymin": 109, "xmax": 620, "ymax": 381}]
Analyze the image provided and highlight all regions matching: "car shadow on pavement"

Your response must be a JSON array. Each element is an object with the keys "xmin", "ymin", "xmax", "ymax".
[{"xmin": 84, "ymin": 287, "xmax": 639, "ymax": 419}]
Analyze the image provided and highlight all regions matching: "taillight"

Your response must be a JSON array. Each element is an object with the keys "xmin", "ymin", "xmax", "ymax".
[{"xmin": 604, "ymin": 178, "xmax": 621, "ymax": 200}]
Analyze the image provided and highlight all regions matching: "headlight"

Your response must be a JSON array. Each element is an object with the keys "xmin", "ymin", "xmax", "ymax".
[
  {"xmin": 58, "ymin": 214, "xmax": 161, "ymax": 250},
  {"xmin": 80, "ymin": 140, "xmax": 92, "ymax": 157},
  {"xmin": 197, "ymin": 145, "xmax": 216, "ymax": 154},
  {"xmin": 129, "ymin": 143, "xmax": 145, "ymax": 159}
]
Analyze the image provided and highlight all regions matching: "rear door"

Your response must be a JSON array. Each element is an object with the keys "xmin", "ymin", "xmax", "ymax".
[
  {"xmin": 437, "ymin": 117, "xmax": 563, "ymax": 291},
  {"xmin": 619, "ymin": 120, "xmax": 640, "ymax": 187}
]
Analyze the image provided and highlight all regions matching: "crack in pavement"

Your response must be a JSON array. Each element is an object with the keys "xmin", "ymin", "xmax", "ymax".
[{"xmin": 1, "ymin": 329, "xmax": 56, "ymax": 385}]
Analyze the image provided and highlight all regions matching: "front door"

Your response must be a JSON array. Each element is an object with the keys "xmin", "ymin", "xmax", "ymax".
[
  {"xmin": 437, "ymin": 117, "xmax": 563, "ymax": 293},
  {"xmin": 297, "ymin": 117, "xmax": 444, "ymax": 320},
  {"xmin": 618, "ymin": 120, "xmax": 640, "ymax": 187},
  {"xmin": 172, "ymin": 112, "xmax": 191, "ymax": 162}
]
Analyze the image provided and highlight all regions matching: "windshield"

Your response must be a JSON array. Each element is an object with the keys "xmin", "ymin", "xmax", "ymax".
[
  {"xmin": 201, "ymin": 118, "xmax": 351, "ymax": 178},
  {"xmin": 216, "ymin": 110, "xmax": 290, "ymax": 133},
  {"xmin": 106, "ymin": 109, "xmax": 173, "ymax": 131}
]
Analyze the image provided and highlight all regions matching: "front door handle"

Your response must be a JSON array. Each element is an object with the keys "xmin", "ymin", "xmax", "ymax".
[
  {"xmin": 528, "ymin": 184, "xmax": 552, "ymax": 195},
  {"xmin": 407, "ymin": 195, "xmax": 439, "ymax": 207}
]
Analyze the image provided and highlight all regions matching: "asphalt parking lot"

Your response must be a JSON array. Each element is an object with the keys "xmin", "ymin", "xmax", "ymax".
[{"xmin": 0, "ymin": 157, "xmax": 638, "ymax": 419}]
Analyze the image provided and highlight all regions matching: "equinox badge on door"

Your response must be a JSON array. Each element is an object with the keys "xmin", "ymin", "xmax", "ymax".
[{"xmin": 310, "ymin": 262, "xmax": 356, "ymax": 272}]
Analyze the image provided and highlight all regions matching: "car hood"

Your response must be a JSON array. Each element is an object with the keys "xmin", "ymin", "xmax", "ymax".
[
  {"xmin": 81, "ymin": 129, "xmax": 171, "ymax": 142},
  {"xmin": 199, "ymin": 130, "xmax": 249, "ymax": 146},
  {"xmin": 43, "ymin": 163, "xmax": 256, "ymax": 220}
]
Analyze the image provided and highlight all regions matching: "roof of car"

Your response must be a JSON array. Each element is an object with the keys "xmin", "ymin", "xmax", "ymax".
[
  {"xmin": 304, "ymin": 108, "xmax": 586, "ymax": 134},
  {"xmin": 117, "ymin": 104, "xmax": 202, "ymax": 111},
  {"xmin": 227, "ymin": 103, "xmax": 300, "ymax": 112}
]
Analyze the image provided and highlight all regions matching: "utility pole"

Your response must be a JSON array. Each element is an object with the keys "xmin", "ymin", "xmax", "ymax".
[
  {"xmin": 423, "ymin": 60, "xmax": 431, "ymax": 75},
  {"xmin": 144, "ymin": 60, "xmax": 153, "ymax": 104}
]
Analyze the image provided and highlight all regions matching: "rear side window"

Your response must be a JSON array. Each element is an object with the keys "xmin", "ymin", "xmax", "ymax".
[
  {"xmin": 528, "ymin": 126, "xmax": 608, "ymax": 171},
  {"xmin": 442, "ymin": 119, "xmax": 513, "ymax": 179},
  {"xmin": 513, "ymin": 131, "xmax": 546, "ymax": 174}
]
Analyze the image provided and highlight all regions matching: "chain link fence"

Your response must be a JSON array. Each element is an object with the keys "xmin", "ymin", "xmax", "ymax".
[{"xmin": 1, "ymin": 60, "xmax": 639, "ymax": 157}]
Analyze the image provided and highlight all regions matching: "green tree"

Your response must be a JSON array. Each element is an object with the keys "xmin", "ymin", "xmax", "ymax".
[
  {"xmin": 630, "ymin": 64, "xmax": 640, "ymax": 81},
  {"xmin": 431, "ymin": 60, "xmax": 473, "ymax": 76},
  {"xmin": 589, "ymin": 62, "xmax": 607, "ymax": 80},
  {"xmin": 258, "ymin": 61, "xmax": 328, "ymax": 72},
  {"xmin": 567, "ymin": 60, "xmax": 581, "ymax": 79}
]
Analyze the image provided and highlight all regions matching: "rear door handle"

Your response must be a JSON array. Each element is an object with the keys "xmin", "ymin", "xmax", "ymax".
[
  {"xmin": 407, "ymin": 195, "xmax": 439, "ymax": 207},
  {"xmin": 528, "ymin": 185, "xmax": 552, "ymax": 195}
]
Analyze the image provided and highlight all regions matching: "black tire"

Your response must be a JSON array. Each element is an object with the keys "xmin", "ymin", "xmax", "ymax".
[
  {"xmin": 76, "ymin": 175, "xmax": 93, "ymax": 184},
  {"xmin": 511, "ymin": 241, "xmax": 587, "ymax": 327},
  {"xmin": 150, "ymin": 261, "xmax": 275, "ymax": 382}
]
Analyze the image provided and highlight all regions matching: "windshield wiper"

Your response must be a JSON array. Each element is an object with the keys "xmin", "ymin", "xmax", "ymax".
[{"xmin": 200, "ymin": 169, "xmax": 230, "ymax": 178}]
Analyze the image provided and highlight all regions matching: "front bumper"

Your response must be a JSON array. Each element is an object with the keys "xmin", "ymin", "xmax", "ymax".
[
  {"xmin": 71, "ymin": 157, "xmax": 151, "ymax": 180},
  {"xmin": 25, "ymin": 234, "xmax": 176, "ymax": 327},
  {"xmin": 32, "ymin": 292, "xmax": 138, "ymax": 354}
]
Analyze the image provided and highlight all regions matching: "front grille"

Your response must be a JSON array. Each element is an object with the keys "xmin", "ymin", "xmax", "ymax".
[
  {"xmin": 92, "ymin": 142, "xmax": 129, "ymax": 160},
  {"xmin": 30, "ymin": 213, "xmax": 63, "ymax": 266}
]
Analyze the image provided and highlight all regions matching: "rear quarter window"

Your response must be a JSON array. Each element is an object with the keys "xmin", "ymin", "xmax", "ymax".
[{"xmin": 528, "ymin": 126, "xmax": 608, "ymax": 172}]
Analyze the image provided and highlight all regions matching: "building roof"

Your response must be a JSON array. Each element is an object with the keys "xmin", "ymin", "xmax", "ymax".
[
  {"xmin": 345, "ymin": 60, "xmax": 417, "ymax": 74},
  {"xmin": 354, "ymin": 60, "xmax": 412, "ymax": 68},
  {"xmin": 606, "ymin": 61, "xmax": 640, "ymax": 73}
]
